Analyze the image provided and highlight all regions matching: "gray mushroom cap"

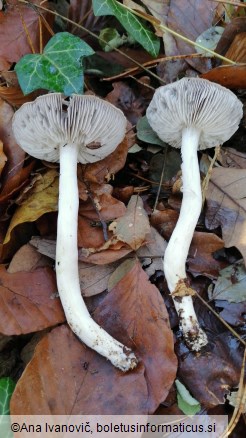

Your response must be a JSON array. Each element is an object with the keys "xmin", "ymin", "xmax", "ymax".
[
  {"xmin": 12, "ymin": 93, "xmax": 127, "ymax": 163},
  {"xmin": 146, "ymin": 78, "xmax": 243, "ymax": 150}
]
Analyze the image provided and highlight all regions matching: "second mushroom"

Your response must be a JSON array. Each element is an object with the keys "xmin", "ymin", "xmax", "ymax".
[
  {"xmin": 12, "ymin": 93, "xmax": 137, "ymax": 371},
  {"xmin": 146, "ymin": 78, "xmax": 243, "ymax": 351}
]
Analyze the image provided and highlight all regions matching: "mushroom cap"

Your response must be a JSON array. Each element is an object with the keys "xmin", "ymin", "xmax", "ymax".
[
  {"xmin": 12, "ymin": 93, "xmax": 127, "ymax": 163},
  {"xmin": 146, "ymin": 78, "xmax": 243, "ymax": 150}
]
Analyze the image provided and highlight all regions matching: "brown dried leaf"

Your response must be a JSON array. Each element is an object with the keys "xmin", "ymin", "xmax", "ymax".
[
  {"xmin": 205, "ymin": 168, "xmax": 246, "ymax": 263},
  {"xmin": 136, "ymin": 226, "xmax": 166, "ymax": 276},
  {"xmin": 201, "ymin": 65, "xmax": 246, "ymax": 89},
  {"xmin": 106, "ymin": 82, "xmax": 146, "ymax": 125},
  {"xmin": 113, "ymin": 195, "xmax": 151, "ymax": 251},
  {"xmin": 7, "ymin": 243, "xmax": 53, "ymax": 273},
  {"xmin": 177, "ymin": 333, "xmax": 242, "ymax": 408},
  {"xmin": 82, "ymin": 137, "xmax": 130, "ymax": 184},
  {"xmin": 30, "ymin": 236, "xmax": 133, "ymax": 265},
  {"xmin": 11, "ymin": 259, "xmax": 177, "ymax": 414},
  {"xmin": 0, "ymin": 0, "xmax": 52, "ymax": 70},
  {"xmin": 0, "ymin": 85, "xmax": 38, "ymax": 107},
  {"xmin": 215, "ymin": 17, "xmax": 246, "ymax": 59},
  {"xmin": 219, "ymin": 147, "xmax": 246, "ymax": 169},
  {"xmin": 216, "ymin": 301, "xmax": 246, "ymax": 327},
  {"xmin": 188, "ymin": 232, "xmax": 226, "ymax": 279},
  {"xmin": 0, "ymin": 265, "xmax": 64, "ymax": 336},
  {"xmin": 224, "ymin": 32, "xmax": 246, "ymax": 63},
  {"xmin": 0, "ymin": 140, "xmax": 7, "ymax": 176},
  {"xmin": 0, "ymin": 98, "xmax": 26, "ymax": 192},
  {"xmin": 79, "ymin": 261, "xmax": 120, "ymax": 297},
  {"xmin": 167, "ymin": 0, "xmax": 218, "ymax": 72},
  {"xmin": 151, "ymin": 210, "xmax": 226, "ymax": 277},
  {"xmin": 11, "ymin": 325, "xmax": 147, "ymax": 415}
]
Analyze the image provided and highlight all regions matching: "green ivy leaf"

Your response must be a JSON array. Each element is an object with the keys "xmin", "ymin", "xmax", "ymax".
[
  {"xmin": 0, "ymin": 377, "xmax": 15, "ymax": 415},
  {"xmin": 137, "ymin": 116, "xmax": 166, "ymax": 146},
  {"xmin": 175, "ymin": 379, "xmax": 201, "ymax": 415},
  {"xmin": 92, "ymin": 0, "xmax": 160, "ymax": 57},
  {"xmin": 15, "ymin": 32, "xmax": 94, "ymax": 96}
]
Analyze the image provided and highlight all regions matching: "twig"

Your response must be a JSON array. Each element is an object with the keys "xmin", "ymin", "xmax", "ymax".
[
  {"xmin": 202, "ymin": 145, "xmax": 221, "ymax": 206},
  {"xmin": 153, "ymin": 146, "xmax": 169, "ymax": 212},
  {"xmin": 102, "ymin": 53, "xmax": 204, "ymax": 82}
]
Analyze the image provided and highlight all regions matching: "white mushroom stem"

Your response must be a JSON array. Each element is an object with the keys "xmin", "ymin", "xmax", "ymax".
[
  {"xmin": 164, "ymin": 127, "xmax": 208, "ymax": 351},
  {"xmin": 56, "ymin": 142, "xmax": 137, "ymax": 371}
]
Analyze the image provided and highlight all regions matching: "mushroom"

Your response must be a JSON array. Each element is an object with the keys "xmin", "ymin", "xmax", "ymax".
[
  {"xmin": 146, "ymin": 78, "xmax": 243, "ymax": 351},
  {"xmin": 12, "ymin": 93, "xmax": 137, "ymax": 371}
]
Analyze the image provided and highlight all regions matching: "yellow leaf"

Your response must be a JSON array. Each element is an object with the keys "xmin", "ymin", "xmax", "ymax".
[{"xmin": 4, "ymin": 169, "xmax": 59, "ymax": 244}]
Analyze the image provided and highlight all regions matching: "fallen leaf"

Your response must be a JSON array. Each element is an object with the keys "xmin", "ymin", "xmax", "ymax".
[
  {"xmin": 7, "ymin": 243, "xmax": 53, "ymax": 274},
  {"xmin": 166, "ymin": 0, "xmax": 218, "ymax": 72},
  {"xmin": 0, "ymin": 0, "xmax": 52, "ymax": 70},
  {"xmin": 106, "ymin": 81, "xmax": 146, "ymax": 125},
  {"xmin": 214, "ymin": 301, "xmax": 246, "ymax": 327},
  {"xmin": 136, "ymin": 226, "xmax": 167, "ymax": 276},
  {"xmin": 224, "ymin": 32, "xmax": 246, "ymax": 63},
  {"xmin": 30, "ymin": 236, "xmax": 133, "ymax": 265},
  {"xmin": 104, "ymin": 258, "xmax": 177, "ymax": 412},
  {"xmin": 10, "ymin": 325, "xmax": 147, "ymax": 415},
  {"xmin": 215, "ymin": 16, "xmax": 246, "ymax": 60},
  {"xmin": 188, "ymin": 232, "xmax": 226, "ymax": 279},
  {"xmin": 82, "ymin": 137, "xmax": 130, "ymax": 183},
  {"xmin": 68, "ymin": 0, "xmax": 111, "ymax": 40},
  {"xmin": 218, "ymin": 147, "xmax": 246, "ymax": 169},
  {"xmin": 11, "ymin": 258, "xmax": 177, "ymax": 414},
  {"xmin": 175, "ymin": 379, "xmax": 201, "ymax": 415},
  {"xmin": 0, "ymin": 98, "xmax": 26, "ymax": 194},
  {"xmin": 3, "ymin": 169, "xmax": 59, "ymax": 245},
  {"xmin": 0, "ymin": 265, "xmax": 64, "ymax": 336},
  {"xmin": 209, "ymin": 260, "xmax": 246, "ymax": 303},
  {"xmin": 151, "ymin": 210, "xmax": 226, "ymax": 278},
  {"xmin": 0, "ymin": 140, "xmax": 7, "ymax": 176},
  {"xmin": 143, "ymin": 0, "xmax": 217, "ymax": 80},
  {"xmin": 0, "ymin": 85, "xmax": 38, "ymax": 107},
  {"xmin": 79, "ymin": 261, "xmax": 120, "ymax": 297},
  {"xmin": 113, "ymin": 195, "xmax": 151, "ymax": 251},
  {"xmin": 201, "ymin": 65, "xmax": 246, "ymax": 89},
  {"xmin": 205, "ymin": 168, "xmax": 246, "ymax": 264},
  {"xmin": 177, "ymin": 333, "xmax": 242, "ymax": 409}
]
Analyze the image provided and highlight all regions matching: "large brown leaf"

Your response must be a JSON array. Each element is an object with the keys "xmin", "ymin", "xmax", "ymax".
[
  {"xmin": 205, "ymin": 168, "xmax": 246, "ymax": 263},
  {"xmin": 177, "ymin": 332, "xmax": 243, "ymax": 409},
  {"xmin": 0, "ymin": 265, "xmax": 64, "ymax": 335},
  {"xmin": 11, "ymin": 325, "xmax": 147, "ymax": 415},
  {"xmin": 0, "ymin": 0, "xmax": 52, "ymax": 70},
  {"xmin": 10, "ymin": 259, "xmax": 177, "ymax": 414}
]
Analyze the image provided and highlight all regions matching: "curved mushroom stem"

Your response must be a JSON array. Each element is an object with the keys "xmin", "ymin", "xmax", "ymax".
[
  {"xmin": 164, "ymin": 127, "xmax": 208, "ymax": 351},
  {"xmin": 56, "ymin": 142, "xmax": 137, "ymax": 371}
]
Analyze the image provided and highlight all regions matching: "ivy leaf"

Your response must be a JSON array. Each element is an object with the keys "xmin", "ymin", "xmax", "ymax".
[
  {"xmin": 0, "ymin": 377, "xmax": 15, "ymax": 438},
  {"xmin": 175, "ymin": 379, "xmax": 201, "ymax": 415},
  {"xmin": 0, "ymin": 377, "xmax": 15, "ymax": 415},
  {"xmin": 92, "ymin": 0, "xmax": 160, "ymax": 57},
  {"xmin": 15, "ymin": 32, "xmax": 94, "ymax": 96},
  {"xmin": 137, "ymin": 116, "xmax": 166, "ymax": 146}
]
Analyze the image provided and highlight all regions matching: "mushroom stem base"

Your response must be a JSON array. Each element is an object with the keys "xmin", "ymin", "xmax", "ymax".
[{"xmin": 172, "ymin": 292, "xmax": 208, "ymax": 351}]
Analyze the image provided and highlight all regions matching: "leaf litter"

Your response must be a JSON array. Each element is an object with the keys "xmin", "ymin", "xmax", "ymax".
[{"xmin": 0, "ymin": 0, "xmax": 245, "ymax": 433}]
